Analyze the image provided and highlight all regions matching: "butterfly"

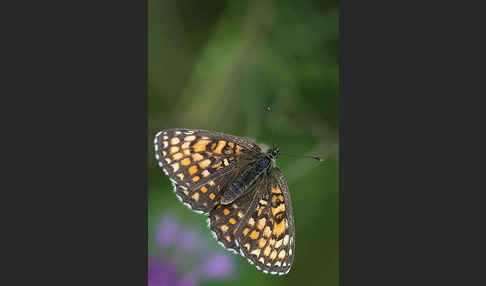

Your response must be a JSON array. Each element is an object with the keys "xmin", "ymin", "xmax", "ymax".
[{"xmin": 153, "ymin": 128, "xmax": 295, "ymax": 275}]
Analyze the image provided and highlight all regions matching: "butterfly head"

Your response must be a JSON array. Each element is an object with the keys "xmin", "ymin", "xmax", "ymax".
[{"xmin": 267, "ymin": 147, "xmax": 280, "ymax": 161}]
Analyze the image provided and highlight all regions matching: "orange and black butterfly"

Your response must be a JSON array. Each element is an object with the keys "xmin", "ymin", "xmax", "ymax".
[{"xmin": 154, "ymin": 128, "xmax": 295, "ymax": 275}]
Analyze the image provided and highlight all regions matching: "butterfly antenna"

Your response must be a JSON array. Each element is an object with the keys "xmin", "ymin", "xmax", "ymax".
[
  {"xmin": 266, "ymin": 106, "xmax": 324, "ymax": 162},
  {"xmin": 266, "ymin": 106, "xmax": 275, "ymax": 149},
  {"xmin": 279, "ymin": 153, "xmax": 325, "ymax": 162}
]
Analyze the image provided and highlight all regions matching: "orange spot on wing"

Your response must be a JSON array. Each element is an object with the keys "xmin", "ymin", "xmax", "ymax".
[
  {"xmin": 212, "ymin": 161, "xmax": 222, "ymax": 169},
  {"xmin": 272, "ymin": 204, "xmax": 286, "ymax": 216},
  {"xmin": 180, "ymin": 157, "xmax": 191, "ymax": 166},
  {"xmin": 258, "ymin": 238, "xmax": 267, "ymax": 248},
  {"xmin": 201, "ymin": 170, "xmax": 210, "ymax": 177},
  {"xmin": 242, "ymin": 228, "xmax": 250, "ymax": 236},
  {"xmin": 214, "ymin": 140, "xmax": 227, "ymax": 154},
  {"xmin": 188, "ymin": 165, "xmax": 198, "ymax": 175},
  {"xmin": 235, "ymin": 145, "xmax": 242, "ymax": 154},
  {"xmin": 257, "ymin": 218, "xmax": 266, "ymax": 230},
  {"xmin": 273, "ymin": 219, "xmax": 287, "ymax": 237},
  {"xmin": 209, "ymin": 193, "xmax": 215, "ymax": 200},
  {"xmin": 249, "ymin": 230, "xmax": 260, "ymax": 240},
  {"xmin": 198, "ymin": 159, "xmax": 211, "ymax": 169},
  {"xmin": 193, "ymin": 139, "xmax": 211, "ymax": 152},
  {"xmin": 263, "ymin": 226, "xmax": 271, "ymax": 238},
  {"xmin": 191, "ymin": 153, "xmax": 203, "ymax": 162},
  {"xmin": 200, "ymin": 186, "xmax": 207, "ymax": 193}
]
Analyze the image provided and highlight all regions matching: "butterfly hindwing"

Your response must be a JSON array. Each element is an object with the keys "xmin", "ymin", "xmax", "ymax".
[
  {"xmin": 207, "ymin": 176, "xmax": 267, "ymax": 255},
  {"xmin": 234, "ymin": 167, "xmax": 295, "ymax": 275},
  {"xmin": 154, "ymin": 128, "xmax": 261, "ymax": 214},
  {"xmin": 173, "ymin": 174, "xmax": 227, "ymax": 214},
  {"xmin": 207, "ymin": 191, "xmax": 253, "ymax": 254}
]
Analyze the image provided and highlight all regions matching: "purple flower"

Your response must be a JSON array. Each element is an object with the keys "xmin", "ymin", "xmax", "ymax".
[
  {"xmin": 156, "ymin": 216, "xmax": 179, "ymax": 248},
  {"xmin": 176, "ymin": 228, "xmax": 197, "ymax": 253},
  {"xmin": 150, "ymin": 213, "xmax": 237, "ymax": 286},
  {"xmin": 199, "ymin": 253, "xmax": 235, "ymax": 279},
  {"xmin": 148, "ymin": 258, "xmax": 177, "ymax": 286}
]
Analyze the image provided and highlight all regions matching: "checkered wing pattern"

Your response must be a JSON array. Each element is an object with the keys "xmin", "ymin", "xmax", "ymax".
[
  {"xmin": 207, "ymin": 189, "xmax": 256, "ymax": 254},
  {"xmin": 207, "ymin": 177, "xmax": 268, "ymax": 255},
  {"xmin": 234, "ymin": 168, "xmax": 295, "ymax": 275},
  {"xmin": 154, "ymin": 129, "xmax": 261, "ymax": 214}
]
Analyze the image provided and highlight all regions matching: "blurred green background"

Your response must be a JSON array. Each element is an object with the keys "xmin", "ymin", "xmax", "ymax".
[{"xmin": 148, "ymin": 0, "xmax": 338, "ymax": 285}]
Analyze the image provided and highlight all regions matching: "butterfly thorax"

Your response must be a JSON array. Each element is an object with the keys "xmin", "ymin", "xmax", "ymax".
[{"xmin": 221, "ymin": 147, "xmax": 279, "ymax": 205}]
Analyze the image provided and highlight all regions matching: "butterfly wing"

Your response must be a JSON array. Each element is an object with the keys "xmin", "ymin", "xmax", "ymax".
[
  {"xmin": 233, "ymin": 167, "xmax": 295, "ymax": 275},
  {"xmin": 207, "ymin": 177, "xmax": 267, "ymax": 255},
  {"xmin": 154, "ymin": 128, "xmax": 261, "ymax": 214}
]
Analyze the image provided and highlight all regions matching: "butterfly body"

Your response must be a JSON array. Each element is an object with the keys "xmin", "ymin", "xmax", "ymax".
[
  {"xmin": 222, "ymin": 148, "xmax": 278, "ymax": 205},
  {"xmin": 154, "ymin": 129, "xmax": 294, "ymax": 275}
]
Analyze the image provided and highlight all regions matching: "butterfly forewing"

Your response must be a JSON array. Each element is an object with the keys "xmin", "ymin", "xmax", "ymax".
[{"xmin": 154, "ymin": 129, "xmax": 261, "ymax": 214}]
